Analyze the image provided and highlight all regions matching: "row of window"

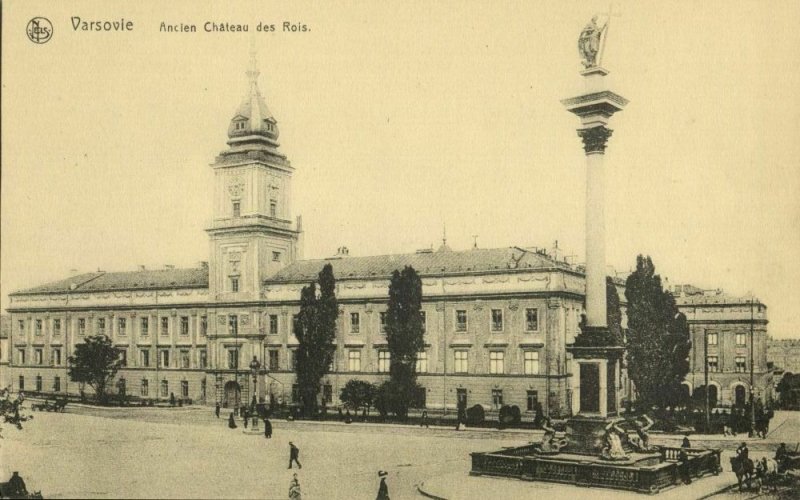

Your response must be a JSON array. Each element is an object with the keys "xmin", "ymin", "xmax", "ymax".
[
  {"xmin": 230, "ymin": 200, "xmax": 279, "ymax": 219},
  {"xmin": 706, "ymin": 356, "xmax": 748, "ymax": 372},
  {"xmin": 17, "ymin": 348, "xmax": 63, "ymax": 366},
  {"xmin": 332, "ymin": 308, "xmax": 540, "ymax": 335},
  {"xmin": 706, "ymin": 332, "xmax": 752, "ymax": 347},
  {"xmin": 16, "ymin": 374, "xmax": 201, "ymax": 400},
  {"xmin": 17, "ymin": 307, "xmax": 542, "ymax": 340},
  {"xmin": 454, "ymin": 387, "xmax": 541, "ymax": 411},
  {"xmin": 17, "ymin": 316, "xmax": 210, "ymax": 338}
]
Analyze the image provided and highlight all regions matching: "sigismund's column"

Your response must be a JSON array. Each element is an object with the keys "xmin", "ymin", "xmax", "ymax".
[{"xmin": 562, "ymin": 16, "xmax": 628, "ymax": 421}]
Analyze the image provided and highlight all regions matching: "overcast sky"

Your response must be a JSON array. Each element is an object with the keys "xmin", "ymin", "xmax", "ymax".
[{"xmin": 2, "ymin": 1, "xmax": 799, "ymax": 338}]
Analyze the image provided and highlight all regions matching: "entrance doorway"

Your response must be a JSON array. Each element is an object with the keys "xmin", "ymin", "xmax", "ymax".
[
  {"xmin": 734, "ymin": 385, "xmax": 747, "ymax": 407},
  {"xmin": 224, "ymin": 381, "xmax": 241, "ymax": 409}
]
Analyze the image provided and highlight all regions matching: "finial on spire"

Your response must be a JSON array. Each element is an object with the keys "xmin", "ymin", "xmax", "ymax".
[
  {"xmin": 246, "ymin": 38, "xmax": 260, "ymax": 84},
  {"xmin": 472, "ymin": 234, "xmax": 478, "ymax": 249},
  {"xmin": 442, "ymin": 223, "xmax": 447, "ymax": 247}
]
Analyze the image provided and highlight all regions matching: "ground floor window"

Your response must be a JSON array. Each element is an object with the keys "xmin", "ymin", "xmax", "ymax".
[
  {"xmin": 323, "ymin": 384, "xmax": 332, "ymax": 404},
  {"xmin": 181, "ymin": 380, "xmax": 189, "ymax": 398},
  {"xmin": 118, "ymin": 378, "xmax": 126, "ymax": 396},
  {"xmin": 378, "ymin": 350, "xmax": 391, "ymax": 373},
  {"xmin": 415, "ymin": 351, "xmax": 428, "ymax": 373},
  {"xmin": 18, "ymin": 376, "xmax": 24, "ymax": 391},
  {"xmin": 54, "ymin": 376, "xmax": 61, "ymax": 393},
  {"xmin": 526, "ymin": 390, "xmax": 539, "ymax": 411},
  {"xmin": 492, "ymin": 389, "xmax": 503, "ymax": 410},
  {"xmin": 36, "ymin": 376, "xmax": 43, "ymax": 392},
  {"xmin": 454, "ymin": 350, "xmax": 468, "ymax": 373},
  {"xmin": 348, "ymin": 350, "xmax": 361, "ymax": 372},
  {"xmin": 141, "ymin": 379, "xmax": 149, "ymax": 397},
  {"xmin": 161, "ymin": 380, "xmax": 169, "ymax": 398},
  {"xmin": 268, "ymin": 349, "xmax": 280, "ymax": 371}
]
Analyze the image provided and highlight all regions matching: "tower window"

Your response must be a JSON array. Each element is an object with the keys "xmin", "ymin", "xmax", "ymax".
[
  {"xmin": 270, "ymin": 200, "xmax": 277, "ymax": 218},
  {"xmin": 232, "ymin": 201, "xmax": 241, "ymax": 217},
  {"xmin": 230, "ymin": 277, "xmax": 240, "ymax": 292}
]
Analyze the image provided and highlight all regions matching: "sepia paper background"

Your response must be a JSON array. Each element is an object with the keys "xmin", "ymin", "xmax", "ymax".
[{"xmin": 2, "ymin": 0, "xmax": 799, "ymax": 341}]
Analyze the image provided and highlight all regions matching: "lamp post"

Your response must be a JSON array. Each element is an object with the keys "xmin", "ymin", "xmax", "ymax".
[{"xmin": 249, "ymin": 356, "xmax": 261, "ymax": 410}]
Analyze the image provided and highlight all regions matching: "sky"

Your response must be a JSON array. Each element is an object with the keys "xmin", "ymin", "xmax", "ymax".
[{"xmin": 2, "ymin": 1, "xmax": 799, "ymax": 338}]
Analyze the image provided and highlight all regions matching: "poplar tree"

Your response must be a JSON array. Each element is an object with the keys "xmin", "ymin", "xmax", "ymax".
[
  {"xmin": 624, "ymin": 255, "xmax": 691, "ymax": 410},
  {"xmin": 385, "ymin": 266, "xmax": 425, "ymax": 418},
  {"xmin": 295, "ymin": 263, "xmax": 338, "ymax": 417}
]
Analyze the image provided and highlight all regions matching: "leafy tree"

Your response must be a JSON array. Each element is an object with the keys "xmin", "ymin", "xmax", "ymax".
[
  {"xmin": 607, "ymin": 276, "xmax": 624, "ymax": 345},
  {"xmin": 339, "ymin": 380, "xmax": 375, "ymax": 412},
  {"xmin": 385, "ymin": 266, "xmax": 425, "ymax": 419},
  {"xmin": 67, "ymin": 334, "xmax": 123, "ymax": 403},
  {"xmin": 295, "ymin": 264, "xmax": 338, "ymax": 417},
  {"xmin": 624, "ymin": 255, "xmax": 692, "ymax": 410},
  {"xmin": 373, "ymin": 379, "xmax": 425, "ymax": 418}
]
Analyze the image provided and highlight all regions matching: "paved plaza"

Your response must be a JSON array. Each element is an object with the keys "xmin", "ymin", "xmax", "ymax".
[{"xmin": 2, "ymin": 407, "xmax": 798, "ymax": 499}]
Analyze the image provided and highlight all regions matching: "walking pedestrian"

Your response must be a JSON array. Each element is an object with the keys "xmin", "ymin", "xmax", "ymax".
[
  {"xmin": 288, "ymin": 473, "xmax": 301, "ymax": 500},
  {"xmin": 244, "ymin": 413, "xmax": 249, "ymax": 429},
  {"xmin": 420, "ymin": 410, "xmax": 429, "ymax": 428},
  {"xmin": 681, "ymin": 435, "xmax": 691, "ymax": 448},
  {"xmin": 170, "ymin": 392, "xmax": 176, "ymax": 407},
  {"xmin": 215, "ymin": 402, "xmax": 221, "ymax": 418},
  {"xmin": 376, "ymin": 470, "xmax": 389, "ymax": 500},
  {"xmin": 264, "ymin": 418, "xmax": 272, "ymax": 439},
  {"xmin": 288, "ymin": 441, "xmax": 302, "ymax": 469},
  {"xmin": 228, "ymin": 412, "xmax": 237, "ymax": 429}
]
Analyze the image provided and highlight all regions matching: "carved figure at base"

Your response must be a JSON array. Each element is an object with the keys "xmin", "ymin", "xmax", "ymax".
[
  {"xmin": 537, "ymin": 418, "xmax": 567, "ymax": 453},
  {"xmin": 600, "ymin": 419, "xmax": 629, "ymax": 461},
  {"xmin": 629, "ymin": 414, "xmax": 654, "ymax": 452}
]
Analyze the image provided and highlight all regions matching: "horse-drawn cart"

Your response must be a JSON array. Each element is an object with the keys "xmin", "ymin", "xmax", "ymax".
[{"xmin": 30, "ymin": 398, "xmax": 68, "ymax": 412}]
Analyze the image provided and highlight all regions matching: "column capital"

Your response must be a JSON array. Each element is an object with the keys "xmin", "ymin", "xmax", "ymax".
[{"xmin": 577, "ymin": 126, "xmax": 613, "ymax": 155}]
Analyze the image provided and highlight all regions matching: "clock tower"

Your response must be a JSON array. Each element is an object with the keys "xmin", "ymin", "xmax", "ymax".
[{"xmin": 207, "ymin": 51, "xmax": 302, "ymax": 301}]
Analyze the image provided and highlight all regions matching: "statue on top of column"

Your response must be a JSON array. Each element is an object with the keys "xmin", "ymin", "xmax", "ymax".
[{"xmin": 578, "ymin": 15, "xmax": 608, "ymax": 69}]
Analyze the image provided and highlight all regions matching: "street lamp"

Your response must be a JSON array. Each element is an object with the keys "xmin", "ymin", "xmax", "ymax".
[{"xmin": 249, "ymin": 356, "xmax": 261, "ymax": 410}]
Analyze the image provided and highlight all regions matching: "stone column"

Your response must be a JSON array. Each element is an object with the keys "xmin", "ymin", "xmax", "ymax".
[{"xmin": 580, "ymin": 128, "xmax": 611, "ymax": 328}]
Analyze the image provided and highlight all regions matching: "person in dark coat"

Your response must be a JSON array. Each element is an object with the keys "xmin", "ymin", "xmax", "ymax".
[
  {"xmin": 420, "ymin": 410, "xmax": 429, "ymax": 428},
  {"xmin": 288, "ymin": 441, "xmax": 302, "ymax": 469},
  {"xmin": 228, "ymin": 412, "xmax": 237, "ymax": 429},
  {"xmin": 7, "ymin": 472, "xmax": 28, "ymax": 498},
  {"xmin": 264, "ymin": 418, "xmax": 272, "ymax": 439},
  {"xmin": 376, "ymin": 470, "xmax": 389, "ymax": 500},
  {"xmin": 338, "ymin": 407, "xmax": 344, "ymax": 421},
  {"xmin": 170, "ymin": 392, "xmax": 176, "ymax": 407},
  {"xmin": 681, "ymin": 435, "xmax": 691, "ymax": 448},
  {"xmin": 215, "ymin": 402, "xmax": 220, "ymax": 418},
  {"xmin": 736, "ymin": 442, "xmax": 749, "ymax": 462},
  {"xmin": 678, "ymin": 448, "xmax": 692, "ymax": 484},
  {"xmin": 243, "ymin": 412, "xmax": 249, "ymax": 429}
]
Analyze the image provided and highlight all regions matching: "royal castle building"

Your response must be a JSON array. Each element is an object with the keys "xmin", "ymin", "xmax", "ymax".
[{"xmin": 2, "ymin": 58, "xmax": 767, "ymax": 416}]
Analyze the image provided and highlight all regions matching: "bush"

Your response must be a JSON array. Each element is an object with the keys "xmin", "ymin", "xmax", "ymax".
[
  {"xmin": 498, "ymin": 405, "xmax": 522, "ymax": 425},
  {"xmin": 466, "ymin": 404, "xmax": 485, "ymax": 425}
]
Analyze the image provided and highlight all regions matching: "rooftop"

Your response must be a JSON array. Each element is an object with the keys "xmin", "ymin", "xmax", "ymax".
[
  {"xmin": 10, "ymin": 268, "xmax": 209, "ymax": 296},
  {"xmin": 671, "ymin": 284, "xmax": 764, "ymax": 307},
  {"xmin": 267, "ymin": 246, "xmax": 572, "ymax": 283}
]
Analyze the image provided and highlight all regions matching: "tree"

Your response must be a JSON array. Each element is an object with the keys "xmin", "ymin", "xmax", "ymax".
[
  {"xmin": 67, "ymin": 334, "xmax": 123, "ymax": 403},
  {"xmin": 295, "ymin": 263, "xmax": 338, "ymax": 417},
  {"xmin": 339, "ymin": 380, "xmax": 375, "ymax": 413},
  {"xmin": 385, "ymin": 266, "xmax": 425, "ymax": 419},
  {"xmin": 606, "ymin": 276, "xmax": 624, "ymax": 345},
  {"xmin": 624, "ymin": 255, "xmax": 691, "ymax": 410},
  {"xmin": 776, "ymin": 372, "xmax": 800, "ymax": 409}
]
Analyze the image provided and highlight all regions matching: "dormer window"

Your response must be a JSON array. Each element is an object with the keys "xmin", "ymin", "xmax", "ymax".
[{"xmin": 232, "ymin": 201, "xmax": 241, "ymax": 217}]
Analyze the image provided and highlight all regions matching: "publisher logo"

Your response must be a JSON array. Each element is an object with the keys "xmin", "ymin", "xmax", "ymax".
[{"xmin": 27, "ymin": 17, "xmax": 53, "ymax": 44}]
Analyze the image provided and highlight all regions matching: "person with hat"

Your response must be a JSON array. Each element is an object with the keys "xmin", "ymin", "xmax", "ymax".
[
  {"xmin": 376, "ymin": 470, "xmax": 389, "ymax": 500},
  {"xmin": 288, "ymin": 441, "xmax": 302, "ymax": 469}
]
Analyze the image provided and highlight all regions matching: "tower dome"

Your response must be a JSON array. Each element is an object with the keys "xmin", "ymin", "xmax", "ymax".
[{"xmin": 227, "ymin": 48, "xmax": 280, "ymax": 145}]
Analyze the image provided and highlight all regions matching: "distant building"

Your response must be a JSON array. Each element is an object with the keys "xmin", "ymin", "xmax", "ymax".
[
  {"xmin": 671, "ymin": 284, "xmax": 771, "ymax": 407},
  {"xmin": 0, "ymin": 315, "xmax": 9, "ymax": 389},
  {"xmin": 767, "ymin": 338, "xmax": 800, "ymax": 374}
]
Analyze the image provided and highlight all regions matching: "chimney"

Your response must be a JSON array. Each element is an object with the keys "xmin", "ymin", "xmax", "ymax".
[
  {"xmin": 198, "ymin": 261, "xmax": 209, "ymax": 271},
  {"xmin": 138, "ymin": 265, "xmax": 146, "ymax": 271},
  {"xmin": 164, "ymin": 264, "xmax": 175, "ymax": 270}
]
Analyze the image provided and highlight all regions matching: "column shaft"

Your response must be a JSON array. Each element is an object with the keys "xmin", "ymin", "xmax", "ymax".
[{"xmin": 585, "ymin": 151, "xmax": 607, "ymax": 327}]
